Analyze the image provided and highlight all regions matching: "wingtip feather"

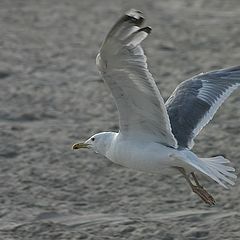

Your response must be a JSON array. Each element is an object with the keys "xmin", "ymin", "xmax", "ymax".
[
  {"xmin": 125, "ymin": 9, "xmax": 144, "ymax": 26},
  {"xmin": 138, "ymin": 26, "xmax": 152, "ymax": 34}
]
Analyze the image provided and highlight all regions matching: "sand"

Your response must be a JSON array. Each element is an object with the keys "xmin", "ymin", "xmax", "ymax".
[{"xmin": 0, "ymin": 0, "xmax": 240, "ymax": 239}]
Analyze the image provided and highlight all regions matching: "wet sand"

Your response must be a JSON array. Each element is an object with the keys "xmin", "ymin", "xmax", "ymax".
[{"xmin": 0, "ymin": 0, "xmax": 240, "ymax": 239}]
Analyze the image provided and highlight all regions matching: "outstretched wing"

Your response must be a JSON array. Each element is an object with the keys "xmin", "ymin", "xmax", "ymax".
[
  {"xmin": 96, "ymin": 9, "xmax": 177, "ymax": 148},
  {"xmin": 166, "ymin": 66, "xmax": 240, "ymax": 149}
]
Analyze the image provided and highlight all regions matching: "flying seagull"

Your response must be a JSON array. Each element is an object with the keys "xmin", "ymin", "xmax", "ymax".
[{"xmin": 73, "ymin": 9, "xmax": 239, "ymax": 205}]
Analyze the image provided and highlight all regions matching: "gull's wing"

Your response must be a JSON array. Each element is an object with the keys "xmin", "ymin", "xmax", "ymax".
[
  {"xmin": 166, "ymin": 66, "xmax": 240, "ymax": 149},
  {"xmin": 96, "ymin": 9, "xmax": 177, "ymax": 148}
]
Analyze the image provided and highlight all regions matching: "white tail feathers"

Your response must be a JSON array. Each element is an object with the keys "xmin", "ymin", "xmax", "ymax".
[
  {"xmin": 179, "ymin": 150, "xmax": 237, "ymax": 189},
  {"xmin": 201, "ymin": 156, "xmax": 237, "ymax": 188}
]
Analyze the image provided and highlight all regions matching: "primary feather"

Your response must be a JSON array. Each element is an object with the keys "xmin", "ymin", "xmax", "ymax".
[{"xmin": 96, "ymin": 9, "xmax": 178, "ymax": 147}]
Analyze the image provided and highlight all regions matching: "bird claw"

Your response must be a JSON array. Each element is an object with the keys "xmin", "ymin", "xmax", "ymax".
[{"xmin": 192, "ymin": 185, "xmax": 216, "ymax": 206}]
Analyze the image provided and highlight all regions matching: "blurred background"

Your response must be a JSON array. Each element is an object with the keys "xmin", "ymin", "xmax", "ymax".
[{"xmin": 0, "ymin": 0, "xmax": 239, "ymax": 239}]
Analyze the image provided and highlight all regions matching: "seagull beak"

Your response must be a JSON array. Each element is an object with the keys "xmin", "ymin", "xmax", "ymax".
[{"xmin": 72, "ymin": 142, "xmax": 90, "ymax": 150}]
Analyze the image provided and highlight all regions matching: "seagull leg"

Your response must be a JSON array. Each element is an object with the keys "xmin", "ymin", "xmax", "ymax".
[
  {"xmin": 177, "ymin": 168, "xmax": 215, "ymax": 206},
  {"xmin": 190, "ymin": 172, "xmax": 216, "ymax": 206}
]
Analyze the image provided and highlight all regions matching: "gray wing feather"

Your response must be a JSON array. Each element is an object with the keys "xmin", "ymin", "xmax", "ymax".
[
  {"xmin": 97, "ymin": 10, "xmax": 177, "ymax": 147},
  {"xmin": 166, "ymin": 66, "xmax": 240, "ymax": 149}
]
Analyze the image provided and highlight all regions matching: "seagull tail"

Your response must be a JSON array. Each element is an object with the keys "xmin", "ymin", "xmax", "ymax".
[
  {"xmin": 200, "ymin": 156, "xmax": 237, "ymax": 188},
  {"xmin": 178, "ymin": 150, "xmax": 237, "ymax": 188}
]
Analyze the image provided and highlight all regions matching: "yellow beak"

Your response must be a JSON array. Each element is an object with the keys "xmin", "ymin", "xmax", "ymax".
[{"xmin": 72, "ymin": 142, "xmax": 90, "ymax": 150}]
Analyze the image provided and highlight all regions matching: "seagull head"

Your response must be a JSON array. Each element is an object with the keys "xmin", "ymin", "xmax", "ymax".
[{"xmin": 72, "ymin": 132, "xmax": 116, "ymax": 155}]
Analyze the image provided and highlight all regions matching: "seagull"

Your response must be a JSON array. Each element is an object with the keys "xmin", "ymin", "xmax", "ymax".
[{"xmin": 73, "ymin": 9, "xmax": 240, "ymax": 205}]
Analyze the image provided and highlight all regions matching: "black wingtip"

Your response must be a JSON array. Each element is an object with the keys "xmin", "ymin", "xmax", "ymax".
[
  {"xmin": 138, "ymin": 26, "xmax": 152, "ymax": 34},
  {"xmin": 124, "ymin": 9, "xmax": 144, "ymax": 26}
]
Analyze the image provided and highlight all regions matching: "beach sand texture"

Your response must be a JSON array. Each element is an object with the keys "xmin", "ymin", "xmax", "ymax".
[{"xmin": 0, "ymin": 0, "xmax": 240, "ymax": 239}]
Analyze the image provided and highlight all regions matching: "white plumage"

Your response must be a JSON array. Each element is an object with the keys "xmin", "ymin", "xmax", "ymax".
[{"xmin": 73, "ymin": 9, "xmax": 240, "ymax": 205}]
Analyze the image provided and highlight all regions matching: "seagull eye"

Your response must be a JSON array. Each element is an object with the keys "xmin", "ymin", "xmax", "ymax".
[{"xmin": 91, "ymin": 137, "xmax": 95, "ymax": 142}]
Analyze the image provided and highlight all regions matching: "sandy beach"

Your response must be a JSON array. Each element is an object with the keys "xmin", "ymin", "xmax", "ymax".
[{"xmin": 0, "ymin": 0, "xmax": 240, "ymax": 239}]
